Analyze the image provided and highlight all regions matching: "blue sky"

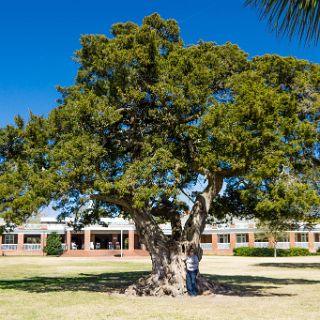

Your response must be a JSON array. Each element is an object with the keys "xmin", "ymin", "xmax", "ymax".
[{"xmin": 0, "ymin": 0, "xmax": 319, "ymax": 128}]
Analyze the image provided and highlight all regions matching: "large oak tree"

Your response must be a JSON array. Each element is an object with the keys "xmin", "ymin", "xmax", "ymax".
[{"xmin": 0, "ymin": 14, "xmax": 319, "ymax": 296}]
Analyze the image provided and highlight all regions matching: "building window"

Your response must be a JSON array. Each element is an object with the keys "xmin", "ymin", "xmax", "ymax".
[
  {"xmin": 315, "ymin": 233, "xmax": 320, "ymax": 242},
  {"xmin": 4, "ymin": 234, "xmax": 14, "ymax": 244},
  {"xmin": 236, "ymin": 234, "xmax": 248, "ymax": 243},
  {"xmin": 24, "ymin": 235, "xmax": 41, "ymax": 244},
  {"xmin": 295, "ymin": 233, "xmax": 309, "ymax": 242},
  {"xmin": 201, "ymin": 235, "xmax": 211, "ymax": 243},
  {"xmin": 218, "ymin": 234, "xmax": 230, "ymax": 243}
]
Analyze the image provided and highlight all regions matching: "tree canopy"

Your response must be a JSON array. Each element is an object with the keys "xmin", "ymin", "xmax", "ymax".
[{"xmin": 0, "ymin": 13, "xmax": 319, "ymax": 229}]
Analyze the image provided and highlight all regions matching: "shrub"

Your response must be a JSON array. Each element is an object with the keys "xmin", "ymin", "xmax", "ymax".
[
  {"xmin": 44, "ymin": 232, "xmax": 63, "ymax": 256},
  {"xmin": 233, "ymin": 247, "xmax": 312, "ymax": 257},
  {"xmin": 287, "ymin": 248, "xmax": 310, "ymax": 256},
  {"xmin": 234, "ymin": 247, "xmax": 274, "ymax": 257}
]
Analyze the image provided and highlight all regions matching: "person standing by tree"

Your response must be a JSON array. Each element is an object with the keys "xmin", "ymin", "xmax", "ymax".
[{"xmin": 184, "ymin": 248, "xmax": 199, "ymax": 296}]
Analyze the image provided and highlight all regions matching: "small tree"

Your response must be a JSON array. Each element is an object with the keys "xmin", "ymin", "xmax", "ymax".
[
  {"xmin": 44, "ymin": 232, "xmax": 63, "ymax": 256},
  {"xmin": 257, "ymin": 221, "xmax": 293, "ymax": 258},
  {"xmin": 255, "ymin": 172, "xmax": 318, "ymax": 257}
]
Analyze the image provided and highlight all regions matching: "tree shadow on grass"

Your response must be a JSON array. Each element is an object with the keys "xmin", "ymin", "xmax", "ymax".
[
  {"xmin": 0, "ymin": 271, "xmax": 319, "ymax": 297},
  {"xmin": 203, "ymin": 274, "xmax": 320, "ymax": 297},
  {"xmin": 255, "ymin": 263, "xmax": 320, "ymax": 269},
  {"xmin": 0, "ymin": 271, "xmax": 149, "ymax": 294}
]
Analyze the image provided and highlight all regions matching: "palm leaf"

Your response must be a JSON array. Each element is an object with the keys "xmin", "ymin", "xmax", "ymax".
[{"xmin": 246, "ymin": 0, "xmax": 320, "ymax": 45}]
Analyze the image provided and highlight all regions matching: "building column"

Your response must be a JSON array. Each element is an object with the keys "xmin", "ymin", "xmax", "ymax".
[
  {"xmin": 211, "ymin": 233, "xmax": 217, "ymax": 251},
  {"xmin": 308, "ymin": 232, "xmax": 315, "ymax": 253},
  {"xmin": 41, "ymin": 233, "xmax": 47, "ymax": 250},
  {"xmin": 128, "ymin": 230, "xmax": 135, "ymax": 251},
  {"xmin": 289, "ymin": 232, "xmax": 295, "ymax": 248},
  {"xmin": 248, "ymin": 233, "xmax": 255, "ymax": 247},
  {"xmin": 0, "ymin": 234, "xmax": 2, "ymax": 254},
  {"xmin": 84, "ymin": 230, "xmax": 91, "ymax": 251},
  {"xmin": 66, "ymin": 230, "xmax": 71, "ymax": 250},
  {"xmin": 18, "ymin": 233, "xmax": 24, "ymax": 251},
  {"xmin": 230, "ymin": 233, "xmax": 236, "ymax": 251}
]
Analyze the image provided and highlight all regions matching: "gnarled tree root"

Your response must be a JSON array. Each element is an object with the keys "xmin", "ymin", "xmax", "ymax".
[
  {"xmin": 124, "ymin": 273, "xmax": 219, "ymax": 297},
  {"xmin": 196, "ymin": 274, "xmax": 218, "ymax": 296}
]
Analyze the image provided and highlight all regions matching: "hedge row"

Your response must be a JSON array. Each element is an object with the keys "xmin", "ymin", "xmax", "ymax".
[{"xmin": 233, "ymin": 247, "xmax": 313, "ymax": 257}]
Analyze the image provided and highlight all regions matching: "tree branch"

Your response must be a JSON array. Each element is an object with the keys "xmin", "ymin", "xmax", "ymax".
[
  {"xmin": 132, "ymin": 207, "xmax": 169, "ymax": 253},
  {"xmin": 179, "ymin": 188, "xmax": 195, "ymax": 204},
  {"xmin": 90, "ymin": 193, "xmax": 131, "ymax": 211},
  {"xmin": 182, "ymin": 173, "xmax": 223, "ymax": 243}
]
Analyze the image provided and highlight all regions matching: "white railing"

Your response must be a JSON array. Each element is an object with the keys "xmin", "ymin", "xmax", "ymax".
[
  {"xmin": 314, "ymin": 242, "xmax": 320, "ymax": 250},
  {"xmin": 200, "ymin": 243, "xmax": 212, "ymax": 250},
  {"xmin": 217, "ymin": 243, "xmax": 230, "ymax": 250},
  {"xmin": 1, "ymin": 244, "xmax": 18, "ymax": 251},
  {"xmin": 61, "ymin": 243, "xmax": 68, "ymax": 251},
  {"xmin": 254, "ymin": 242, "xmax": 269, "ymax": 248},
  {"xmin": 235, "ymin": 242, "xmax": 249, "ymax": 248},
  {"xmin": 294, "ymin": 242, "xmax": 309, "ymax": 249},
  {"xmin": 276, "ymin": 242, "xmax": 290, "ymax": 249},
  {"xmin": 23, "ymin": 244, "xmax": 42, "ymax": 251}
]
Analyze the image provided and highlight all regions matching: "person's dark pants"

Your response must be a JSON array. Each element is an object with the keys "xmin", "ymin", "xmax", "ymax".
[{"xmin": 186, "ymin": 269, "xmax": 198, "ymax": 296}]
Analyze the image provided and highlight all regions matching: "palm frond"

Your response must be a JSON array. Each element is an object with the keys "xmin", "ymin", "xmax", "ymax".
[{"xmin": 246, "ymin": 0, "xmax": 320, "ymax": 45}]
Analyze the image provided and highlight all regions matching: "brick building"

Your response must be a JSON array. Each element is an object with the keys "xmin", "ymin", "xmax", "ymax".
[{"xmin": 1, "ymin": 217, "xmax": 319, "ymax": 256}]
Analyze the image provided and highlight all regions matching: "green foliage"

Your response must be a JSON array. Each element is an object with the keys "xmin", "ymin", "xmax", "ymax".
[
  {"xmin": 0, "ymin": 13, "xmax": 319, "ymax": 230},
  {"xmin": 288, "ymin": 248, "xmax": 310, "ymax": 256},
  {"xmin": 44, "ymin": 233, "xmax": 63, "ymax": 256},
  {"xmin": 234, "ymin": 247, "xmax": 274, "ymax": 257},
  {"xmin": 234, "ymin": 247, "xmax": 312, "ymax": 257}
]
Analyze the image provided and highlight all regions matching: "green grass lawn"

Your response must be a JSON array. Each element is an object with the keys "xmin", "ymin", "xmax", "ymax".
[{"xmin": 0, "ymin": 255, "xmax": 319, "ymax": 320}]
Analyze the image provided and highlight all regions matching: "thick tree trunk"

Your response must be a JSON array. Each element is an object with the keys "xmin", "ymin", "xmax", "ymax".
[
  {"xmin": 125, "ymin": 174, "xmax": 223, "ymax": 297},
  {"xmin": 125, "ymin": 209, "xmax": 187, "ymax": 296},
  {"xmin": 125, "ymin": 245, "xmax": 187, "ymax": 296},
  {"xmin": 125, "ymin": 241, "xmax": 216, "ymax": 296}
]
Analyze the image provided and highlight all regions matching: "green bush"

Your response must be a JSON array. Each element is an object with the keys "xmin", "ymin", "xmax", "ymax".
[
  {"xmin": 233, "ymin": 247, "xmax": 312, "ymax": 257},
  {"xmin": 44, "ymin": 232, "xmax": 63, "ymax": 256},
  {"xmin": 287, "ymin": 248, "xmax": 310, "ymax": 256},
  {"xmin": 234, "ymin": 247, "xmax": 274, "ymax": 257}
]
